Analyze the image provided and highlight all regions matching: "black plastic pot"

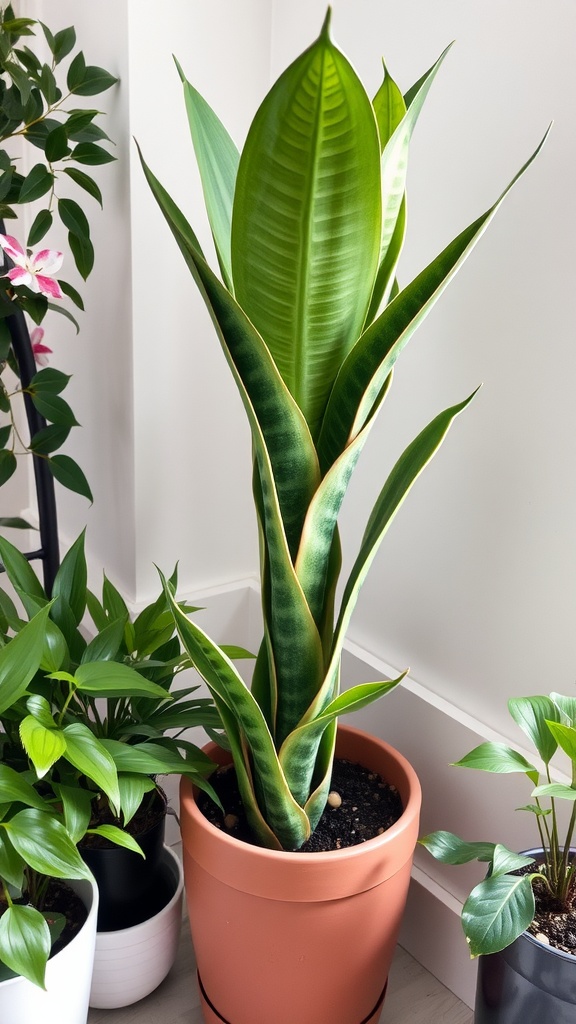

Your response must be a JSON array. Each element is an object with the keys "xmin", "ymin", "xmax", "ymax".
[
  {"xmin": 475, "ymin": 848, "xmax": 576, "ymax": 1023},
  {"xmin": 81, "ymin": 787, "xmax": 167, "ymax": 931}
]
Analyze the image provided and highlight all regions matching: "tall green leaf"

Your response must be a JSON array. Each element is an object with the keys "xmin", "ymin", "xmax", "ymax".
[{"xmin": 231, "ymin": 11, "xmax": 382, "ymax": 437}]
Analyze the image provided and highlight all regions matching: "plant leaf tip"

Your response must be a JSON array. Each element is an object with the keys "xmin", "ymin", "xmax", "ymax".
[{"xmin": 321, "ymin": 7, "xmax": 332, "ymax": 37}]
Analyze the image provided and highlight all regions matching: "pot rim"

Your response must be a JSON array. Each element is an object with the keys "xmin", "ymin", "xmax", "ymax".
[
  {"xmin": 183, "ymin": 724, "xmax": 421, "ymax": 863},
  {"xmin": 0, "ymin": 875, "xmax": 98, "ymax": 990},
  {"xmin": 517, "ymin": 846, "xmax": 576, "ymax": 962}
]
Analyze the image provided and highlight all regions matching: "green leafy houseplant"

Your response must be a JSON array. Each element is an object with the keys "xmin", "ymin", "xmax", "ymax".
[
  {"xmin": 0, "ymin": 3, "xmax": 118, "ymax": 506},
  {"xmin": 420, "ymin": 693, "xmax": 576, "ymax": 957},
  {"xmin": 0, "ymin": 529, "xmax": 221, "ymax": 987},
  {"xmin": 141, "ymin": 11, "xmax": 546, "ymax": 852}
]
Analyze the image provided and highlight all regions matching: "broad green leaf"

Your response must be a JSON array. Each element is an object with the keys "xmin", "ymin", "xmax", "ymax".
[
  {"xmin": 27, "ymin": 208, "xmax": 53, "ymax": 246},
  {"xmin": 462, "ymin": 872, "xmax": 536, "ymax": 957},
  {"xmin": 508, "ymin": 695, "xmax": 559, "ymax": 764},
  {"xmin": 0, "ymin": 903, "xmax": 50, "ymax": 989},
  {"xmin": 68, "ymin": 229, "xmax": 94, "ymax": 279},
  {"xmin": 453, "ymin": 741, "xmax": 537, "ymax": 775},
  {"xmin": 5, "ymin": 808, "xmax": 92, "ymax": 880},
  {"xmin": 52, "ymin": 25, "xmax": 76, "ymax": 63},
  {"xmin": 53, "ymin": 783, "xmax": 92, "ymax": 844},
  {"xmin": 532, "ymin": 782, "xmax": 576, "ymax": 801},
  {"xmin": 0, "ymin": 603, "xmax": 52, "ymax": 714},
  {"xmin": 279, "ymin": 675, "xmax": 405, "ymax": 803},
  {"xmin": 70, "ymin": 142, "xmax": 115, "ymax": 165},
  {"xmin": 87, "ymin": 824, "xmax": 144, "ymax": 855},
  {"xmin": 367, "ymin": 46, "xmax": 450, "ymax": 323},
  {"xmin": 49, "ymin": 454, "xmax": 93, "ymax": 501},
  {"xmin": 18, "ymin": 162, "xmax": 53, "ymax": 203},
  {"xmin": 491, "ymin": 844, "xmax": 536, "ymax": 876},
  {"xmin": 52, "ymin": 530, "xmax": 87, "ymax": 625},
  {"xmin": 80, "ymin": 616, "xmax": 126, "ymax": 663},
  {"xmin": 74, "ymin": 660, "xmax": 172, "ymax": 699},
  {"xmin": 71, "ymin": 65, "xmax": 118, "ymax": 96},
  {"xmin": 231, "ymin": 11, "xmax": 382, "ymax": 438},
  {"xmin": 61, "ymin": 722, "xmax": 120, "ymax": 812},
  {"xmin": 117, "ymin": 774, "xmax": 157, "ymax": 827},
  {"xmin": 30, "ymin": 367, "xmax": 71, "ymax": 395},
  {"xmin": 0, "ymin": 450, "xmax": 16, "ymax": 486},
  {"xmin": 58, "ymin": 196, "xmax": 90, "ymax": 239},
  {"xmin": 0, "ymin": 831, "xmax": 25, "ymax": 890},
  {"xmin": 0, "ymin": 536, "xmax": 46, "ymax": 598},
  {"xmin": 317, "ymin": 128, "xmax": 550, "ymax": 473},
  {"xmin": 63, "ymin": 166, "xmax": 102, "ymax": 206},
  {"xmin": 0, "ymin": 763, "xmax": 50, "ymax": 811},
  {"xmin": 30, "ymin": 389, "xmax": 77, "ymax": 425},
  {"xmin": 545, "ymin": 720, "xmax": 576, "ymax": 762},
  {"xmin": 419, "ymin": 831, "xmax": 496, "ymax": 865},
  {"xmin": 175, "ymin": 56, "xmax": 239, "ymax": 289},
  {"xmin": 45, "ymin": 124, "xmax": 69, "ymax": 162},
  {"xmin": 29, "ymin": 424, "xmax": 71, "ymax": 455},
  {"xmin": 550, "ymin": 693, "xmax": 576, "ymax": 728},
  {"xmin": 19, "ymin": 716, "xmax": 66, "ymax": 778}
]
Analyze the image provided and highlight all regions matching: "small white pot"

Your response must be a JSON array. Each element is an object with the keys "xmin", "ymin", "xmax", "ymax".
[
  {"xmin": 89, "ymin": 843, "xmax": 184, "ymax": 1009},
  {"xmin": 0, "ymin": 876, "xmax": 98, "ymax": 1024}
]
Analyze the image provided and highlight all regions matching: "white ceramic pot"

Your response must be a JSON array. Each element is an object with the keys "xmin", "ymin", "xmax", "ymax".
[
  {"xmin": 89, "ymin": 843, "xmax": 184, "ymax": 1009},
  {"xmin": 0, "ymin": 876, "xmax": 98, "ymax": 1024}
]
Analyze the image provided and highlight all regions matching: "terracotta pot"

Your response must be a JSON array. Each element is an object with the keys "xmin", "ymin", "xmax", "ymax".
[
  {"xmin": 180, "ymin": 724, "xmax": 421, "ymax": 1024},
  {"xmin": 475, "ymin": 847, "xmax": 576, "ymax": 1023}
]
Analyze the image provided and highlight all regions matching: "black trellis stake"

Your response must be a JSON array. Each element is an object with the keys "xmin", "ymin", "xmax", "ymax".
[{"xmin": 0, "ymin": 224, "xmax": 60, "ymax": 596}]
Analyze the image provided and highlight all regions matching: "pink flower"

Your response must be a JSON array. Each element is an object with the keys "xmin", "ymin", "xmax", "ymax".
[
  {"xmin": 30, "ymin": 327, "xmax": 52, "ymax": 367},
  {"xmin": 0, "ymin": 233, "xmax": 63, "ymax": 300}
]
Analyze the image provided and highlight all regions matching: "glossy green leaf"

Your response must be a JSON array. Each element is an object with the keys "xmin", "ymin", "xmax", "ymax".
[
  {"xmin": 508, "ymin": 695, "xmax": 559, "ymax": 765},
  {"xmin": 19, "ymin": 715, "xmax": 66, "ymax": 778},
  {"xmin": 70, "ymin": 142, "xmax": 115, "ymax": 165},
  {"xmin": 0, "ymin": 449, "xmax": 16, "ymax": 486},
  {"xmin": 61, "ymin": 722, "xmax": 120, "ymax": 812},
  {"xmin": 532, "ymin": 782, "xmax": 576, "ymax": 801},
  {"xmin": 71, "ymin": 64, "xmax": 118, "ymax": 96},
  {"xmin": 453, "ymin": 741, "xmax": 537, "ymax": 775},
  {"xmin": 45, "ymin": 124, "xmax": 69, "ymax": 162},
  {"xmin": 63, "ymin": 166, "xmax": 102, "ymax": 206},
  {"xmin": 18, "ymin": 162, "xmax": 53, "ymax": 204},
  {"xmin": 317, "ymin": 129, "xmax": 550, "ymax": 473},
  {"xmin": 67, "ymin": 229, "xmax": 94, "ymax": 279},
  {"xmin": 0, "ymin": 831, "xmax": 25, "ymax": 891},
  {"xmin": 87, "ymin": 824, "xmax": 144, "ymax": 855},
  {"xmin": 30, "ymin": 391, "xmax": 79, "ymax": 427},
  {"xmin": 4, "ymin": 808, "xmax": 92, "ymax": 880},
  {"xmin": 231, "ymin": 12, "xmax": 382, "ymax": 438},
  {"xmin": 550, "ymin": 693, "xmax": 576, "ymax": 728},
  {"xmin": 52, "ymin": 530, "xmax": 87, "ymax": 625},
  {"xmin": 491, "ymin": 844, "xmax": 536, "ymax": 876},
  {"xmin": 462, "ymin": 872, "xmax": 536, "ymax": 957},
  {"xmin": 49, "ymin": 454, "xmax": 93, "ymax": 501},
  {"xmin": 74, "ymin": 660, "xmax": 171, "ymax": 699},
  {"xmin": 30, "ymin": 367, "xmax": 71, "ymax": 395},
  {"xmin": 419, "ymin": 831, "xmax": 496, "ymax": 865},
  {"xmin": 0, "ymin": 763, "xmax": 50, "ymax": 811},
  {"xmin": 58, "ymin": 196, "xmax": 90, "ymax": 239},
  {"xmin": 58, "ymin": 278, "xmax": 84, "ymax": 309},
  {"xmin": 117, "ymin": 774, "xmax": 157, "ymax": 827},
  {"xmin": 545, "ymin": 720, "xmax": 576, "ymax": 762},
  {"xmin": 80, "ymin": 616, "xmax": 126, "ymax": 664},
  {"xmin": 0, "ymin": 603, "xmax": 52, "ymax": 714},
  {"xmin": 27, "ymin": 208, "xmax": 53, "ymax": 246},
  {"xmin": 0, "ymin": 903, "xmax": 50, "ymax": 989},
  {"xmin": 53, "ymin": 783, "xmax": 92, "ymax": 844},
  {"xmin": 175, "ymin": 56, "xmax": 239, "ymax": 289}
]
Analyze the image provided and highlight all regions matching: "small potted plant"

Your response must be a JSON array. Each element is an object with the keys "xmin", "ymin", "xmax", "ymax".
[
  {"xmin": 0, "ymin": 529, "xmax": 223, "ymax": 1009},
  {"xmin": 139, "ymin": 11, "xmax": 546, "ymax": 1024},
  {"xmin": 420, "ymin": 692, "xmax": 576, "ymax": 1023}
]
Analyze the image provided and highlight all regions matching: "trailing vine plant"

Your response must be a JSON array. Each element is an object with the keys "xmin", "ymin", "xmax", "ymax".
[{"xmin": 0, "ymin": 4, "xmax": 117, "ymax": 513}]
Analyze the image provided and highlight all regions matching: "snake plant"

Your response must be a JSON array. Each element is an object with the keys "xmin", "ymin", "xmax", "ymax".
[{"xmin": 140, "ymin": 11, "xmax": 546, "ymax": 851}]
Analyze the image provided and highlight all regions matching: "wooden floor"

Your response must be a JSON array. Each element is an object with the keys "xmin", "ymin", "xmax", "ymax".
[{"xmin": 88, "ymin": 919, "xmax": 473, "ymax": 1024}]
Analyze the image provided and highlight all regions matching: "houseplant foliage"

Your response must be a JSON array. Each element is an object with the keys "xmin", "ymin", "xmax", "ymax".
[
  {"xmin": 141, "ymin": 10, "xmax": 546, "ymax": 852},
  {"xmin": 421, "ymin": 692, "xmax": 576, "ymax": 957},
  {"xmin": 0, "ymin": 3, "xmax": 117, "ymax": 506},
  {"xmin": 0, "ymin": 529, "xmax": 220, "ymax": 987}
]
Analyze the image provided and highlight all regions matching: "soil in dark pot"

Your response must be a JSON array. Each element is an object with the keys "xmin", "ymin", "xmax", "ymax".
[
  {"xmin": 475, "ymin": 847, "xmax": 576, "ymax": 1024},
  {"xmin": 80, "ymin": 786, "xmax": 167, "ymax": 931}
]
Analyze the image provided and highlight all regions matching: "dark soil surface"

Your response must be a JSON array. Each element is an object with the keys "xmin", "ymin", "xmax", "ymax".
[
  {"xmin": 528, "ymin": 869, "xmax": 576, "ymax": 956},
  {"xmin": 42, "ymin": 879, "xmax": 88, "ymax": 958},
  {"xmin": 79, "ymin": 785, "xmax": 166, "ymax": 850},
  {"xmin": 197, "ymin": 757, "xmax": 404, "ymax": 852}
]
